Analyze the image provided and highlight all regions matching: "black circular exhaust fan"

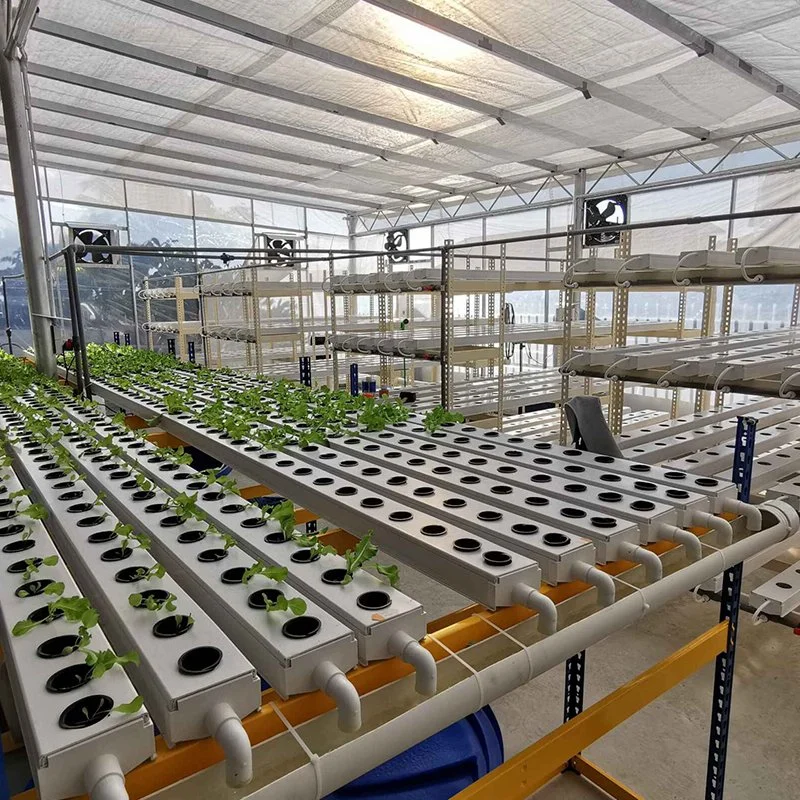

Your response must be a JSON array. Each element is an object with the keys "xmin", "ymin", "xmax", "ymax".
[
  {"xmin": 72, "ymin": 227, "xmax": 113, "ymax": 264},
  {"xmin": 584, "ymin": 195, "xmax": 628, "ymax": 247}
]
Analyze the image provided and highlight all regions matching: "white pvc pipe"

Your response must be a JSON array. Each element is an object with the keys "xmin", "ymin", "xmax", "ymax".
[
  {"xmin": 512, "ymin": 583, "xmax": 559, "ymax": 634},
  {"xmin": 84, "ymin": 754, "xmax": 128, "ymax": 800},
  {"xmin": 314, "ymin": 661, "xmax": 362, "ymax": 733},
  {"xmin": 721, "ymin": 497, "xmax": 762, "ymax": 531},
  {"xmin": 690, "ymin": 511, "xmax": 733, "ymax": 546},
  {"xmin": 569, "ymin": 561, "xmax": 616, "ymax": 606},
  {"xmin": 617, "ymin": 541, "xmax": 663, "ymax": 582},
  {"xmin": 283, "ymin": 501, "xmax": 796, "ymax": 799},
  {"xmin": 205, "ymin": 702, "xmax": 252, "ymax": 788},
  {"xmin": 388, "ymin": 630, "xmax": 438, "ymax": 697},
  {"xmin": 655, "ymin": 523, "xmax": 702, "ymax": 562}
]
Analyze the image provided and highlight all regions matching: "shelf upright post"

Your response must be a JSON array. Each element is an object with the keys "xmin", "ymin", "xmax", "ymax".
[
  {"xmin": 378, "ymin": 253, "xmax": 390, "ymax": 388},
  {"xmin": 558, "ymin": 224, "xmax": 576, "ymax": 445},
  {"xmin": 175, "ymin": 276, "xmax": 188, "ymax": 361},
  {"xmin": 242, "ymin": 269, "xmax": 253, "ymax": 371},
  {"xmin": 791, "ymin": 283, "xmax": 800, "ymax": 328},
  {"xmin": 143, "ymin": 277, "xmax": 154, "ymax": 351},
  {"xmin": 715, "ymin": 238, "xmax": 738, "ymax": 410},
  {"xmin": 350, "ymin": 363, "xmax": 359, "ymax": 396},
  {"xmin": 487, "ymin": 254, "xmax": 496, "ymax": 380},
  {"xmin": 497, "ymin": 243, "xmax": 507, "ymax": 430},
  {"xmin": 464, "ymin": 254, "xmax": 471, "ymax": 383},
  {"xmin": 329, "ymin": 252, "xmax": 339, "ymax": 390},
  {"xmin": 297, "ymin": 265, "xmax": 306, "ymax": 359},
  {"xmin": 198, "ymin": 270, "xmax": 209, "ymax": 368},
  {"xmin": 564, "ymin": 649, "xmax": 587, "ymax": 722},
  {"xmin": 252, "ymin": 266, "xmax": 263, "ymax": 375},
  {"xmin": 670, "ymin": 288, "xmax": 687, "ymax": 418},
  {"xmin": 704, "ymin": 415, "xmax": 756, "ymax": 800},
  {"xmin": 440, "ymin": 240, "xmax": 454, "ymax": 410},
  {"xmin": 608, "ymin": 231, "xmax": 631, "ymax": 436},
  {"xmin": 696, "ymin": 236, "xmax": 719, "ymax": 413}
]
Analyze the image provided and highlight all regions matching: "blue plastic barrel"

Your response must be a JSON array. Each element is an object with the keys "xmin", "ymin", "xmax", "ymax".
[{"xmin": 324, "ymin": 706, "xmax": 503, "ymax": 799}]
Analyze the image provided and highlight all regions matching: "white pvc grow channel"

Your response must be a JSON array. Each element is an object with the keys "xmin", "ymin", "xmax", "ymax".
[
  {"xmin": 1, "ymin": 409, "xmax": 262, "ymax": 785},
  {"xmin": 0, "ymin": 455, "xmax": 154, "ymax": 800}
]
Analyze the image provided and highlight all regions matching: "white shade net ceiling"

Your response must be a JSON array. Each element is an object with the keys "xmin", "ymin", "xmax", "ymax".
[{"xmin": 12, "ymin": 0, "xmax": 800, "ymax": 215}]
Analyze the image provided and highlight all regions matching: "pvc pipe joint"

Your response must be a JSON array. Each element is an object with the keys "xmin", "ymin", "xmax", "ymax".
[
  {"xmin": 314, "ymin": 661, "xmax": 362, "ymax": 733},
  {"xmin": 690, "ymin": 511, "xmax": 733, "ymax": 546},
  {"xmin": 84, "ymin": 754, "xmax": 128, "ymax": 800},
  {"xmin": 616, "ymin": 541, "xmax": 663, "ymax": 582},
  {"xmin": 205, "ymin": 702, "xmax": 253, "ymax": 788},
  {"xmin": 388, "ymin": 630, "xmax": 438, "ymax": 696},
  {"xmin": 512, "ymin": 583, "xmax": 558, "ymax": 634},
  {"xmin": 569, "ymin": 561, "xmax": 616, "ymax": 606},
  {"xmin": 721, "ymin": 497, "xmax": 762, "ymax": 531},
  {"xmin": 655, "ymin": 523, "xmax": 702, "ymax": 562}
]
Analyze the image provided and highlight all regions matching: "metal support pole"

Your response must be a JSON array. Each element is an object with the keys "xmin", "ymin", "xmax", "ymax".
[
  {"xmin": 350, "ymin": 363, "xmax": 359, "ymax": 397},
  {"xmin": 63, "ymin": 247, "xmax": 90, "ymax": 398},
  {"xmin": 440, "ymin": 241, "xmax": 454, "ymax": 410},
  {"xmin": 128, "ymin": 257, "xmax": 141, "ymax": 349},
  {"xmin": 0, "ymin": 19, "xmax": 56, "ymax": 374},
  {"xmin": 1, "ymin": 276, "xmax": 13, "ymax": 353},
  {"xmin": 704, "ymin": 416, "xmax": 756, "ymax": 800},
  {"xmin": 299, "ymin": 355, "xmax": 311, "ymax": 387},
  {"xmin": 564, "ymin": 650, "xmax": 586, "ymax": 722}
]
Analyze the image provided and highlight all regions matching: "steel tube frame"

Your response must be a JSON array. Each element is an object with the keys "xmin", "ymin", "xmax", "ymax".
[{"xmin": 0, "ymin": 16, "xmax": 55, "ymax": 375}]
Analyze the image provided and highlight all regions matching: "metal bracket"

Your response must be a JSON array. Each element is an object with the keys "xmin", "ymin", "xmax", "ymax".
[{"xmin": 564, "ymin": 650, "xmax": 587, "ymax": 722}]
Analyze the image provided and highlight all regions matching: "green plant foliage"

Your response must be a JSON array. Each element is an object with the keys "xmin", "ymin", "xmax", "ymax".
[{"xmin": 422, "ymin": 407, "xmax": 465, "ymax": 433}]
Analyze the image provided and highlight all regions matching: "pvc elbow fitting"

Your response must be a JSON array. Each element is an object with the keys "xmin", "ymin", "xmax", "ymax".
[
  {"xmin": 388, "ymin": 630, "xmax": 437, "ymax": 696},
  {"xmin": 656, "ymin": 524, "xmax": 702, "ymax": 562},
  {"xmin": 84, "ymin": 755, "xmax": 128, "ymax": 800},
  {"xmin": 721, "ymin": 498, "xmax": 762, "ymax": 532},
  {"xmin": 570, "ymin": 561, "xmax": 616, "ymax": 607},
  {"xmin": 691, "ymin": 511, "xmax": 733, "ymax": 546},
  {"xmin": 617, "ymin": 541, "xmax": 663, "ymax": 582},
  {"xmin": 314, "ymin": 661, "xmax": 362, "ymax": 733},
  {"xmin": 205, "ymin": 703, "xmax": 252, "ymax": 788},
  {"xmin": 512, "ymin": 583, "xmax": 558, "ymax": 634}
]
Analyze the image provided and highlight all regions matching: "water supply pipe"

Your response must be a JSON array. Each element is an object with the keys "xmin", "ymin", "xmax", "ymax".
[
  {"xmin": 205, "ymin": 702, "xmax": 252, "ymax": 788},
  {"xmin": 512, "ymin": 583, "xmax": 559, "ymax": 634},
  {"xmin": 314, "ymin": 661, "xmax": 361, "ymax": 733},
  {"xmin": 278, "ymin": 500, "xmax": 797, "ymax": 799}
]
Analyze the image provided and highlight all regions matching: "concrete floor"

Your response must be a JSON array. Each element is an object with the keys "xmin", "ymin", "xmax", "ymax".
[{"xmin": 3, "ymin": 559, "xmax": 799, "ymax": 798}]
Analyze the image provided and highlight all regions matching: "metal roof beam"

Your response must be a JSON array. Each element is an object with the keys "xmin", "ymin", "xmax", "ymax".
[
  {"xmin": 14, "ymin": 136, "xmax": 384, "ymax": 209},
  {"xmin": 33, "ymin": 18, "xmax": 540, "ymax": 164},
  {"xmin": 26, "ymin": 62, "xmax": 452, "ymax": 173},
  {"xmin": 29, "ymin": 122, "xmax": 417, "ymax": 205},
  {"xmin": 606, "ymin": 0, "xmax": 800, "ymax": 112},
  {"xmin": 136, "ymin": 0, "xmax": 591, "ymax": 158},
  {"xmin": 30, "ymin": 97, "xmax": 455, "ymax": 195},
  {"xmin": 364, "ymin": 0, "xmax": 711, "ymax": 140}
]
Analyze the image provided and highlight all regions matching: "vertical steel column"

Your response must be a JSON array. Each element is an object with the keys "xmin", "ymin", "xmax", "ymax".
[
  {"xmin": 377, "ymin": 254, "xmax": 390, "ymax": 388},
  {"xmin": 143, "ymin": 277, "xmax": 154, "ymax": 351},
  {"xmin": 349, "ymin": 363, "xmax": 359, "ymax": 396},
  {"xmin": 2, "ymin": 276, "xmax": 13, "ymax": 353},
  {"xmin": 299, "ymin": 356, "xmax": 311, "ymax": 387},
  {"xmin": 705, "ymin": 416, "xmax": 755, "ymax": 800},
  {"xmin": 64, "ymin": 247, "xmax": 91, "ymax": 399},
  {"xmin": 696, "ymin": 236, "xmax": 718, "ymax": 414},
  {"xmin": 440, "ymin": 241, "xmax": 454, "ymax": 410},
  {"xmin": 198, "ymin": 271, "xmax": 209, "ymax": 368},
  {"xmin": 251, "ymin": 266, "xmax": 263, "ymax": 375},
  {"xmin": 670, "ymin": 289, "xmax": 687, "ymax": 418},
  {"xmin": 497, "ymin": 243, "xmax": 507, "ymax": 430},
  {"xmin": 0, "ymin": 21, "xmax": 55, "ymax": 374},
  {"xmin": 608, "ymin": 231, "xmax": 631, "ymax": 436},
  {"xmin": 715, "ymin": 238, "xmax": 738, "ymax": 410},
  {"xmin": 128, "ymin": 257, "xmax": 141, "ymax": 350},
  {"xmin": 328, "ymin": 253, "xmax": 339, "ymax": 390},
  {"xmin": 559, "ymin": 224, "xmax": 576, "ymax": 445},
  {"xmin": 175, "ymin": 277, "xmax": 188, "ymax": 361},
  {"xmin": 564, "ymin": 650, "xmax": 587, "ymax": 722}
]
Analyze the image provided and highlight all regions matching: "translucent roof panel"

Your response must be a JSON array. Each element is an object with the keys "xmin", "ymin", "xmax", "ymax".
[{"xmin": 19, "ymin": 0, "xmax": 800, "ymax": 213}]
